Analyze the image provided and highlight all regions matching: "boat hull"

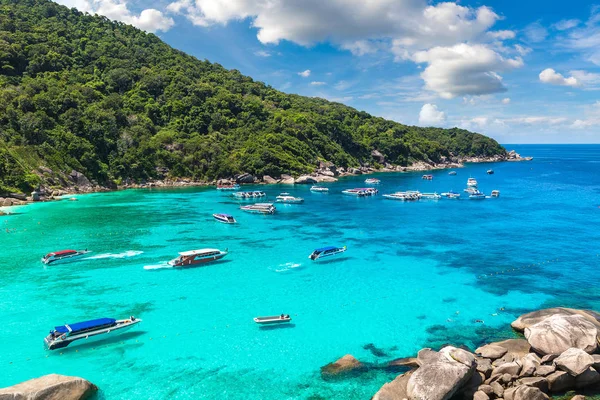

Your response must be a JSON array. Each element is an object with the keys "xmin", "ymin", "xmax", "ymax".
[
  {"xmin": 254, "ymin": 317, "xmax": 292, "ymax": 324},
  {"xmin": 168, "ymin": 253, "xmax": 227, "ymax": 267},
  {"xmin": 41, "ymin": 251, "xmax": 90, "ymax": 265},
  {"xmin": 45, "ymin": 320, "xmax": 141, "ymax": 350}
]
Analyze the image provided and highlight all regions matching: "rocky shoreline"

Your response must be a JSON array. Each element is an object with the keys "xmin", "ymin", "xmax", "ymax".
[
  {"xmin": 320, "ymin": 307, "xmax": 600, "ymax": 400},
  {"xmin": 0, "ymin": 150, "xmax": 531, "ymax": 210}
]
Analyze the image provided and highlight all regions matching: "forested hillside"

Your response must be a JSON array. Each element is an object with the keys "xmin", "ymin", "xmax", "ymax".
[{"xmin": 0, "ymin": 0, "xmax": 506, "ymax": 193}]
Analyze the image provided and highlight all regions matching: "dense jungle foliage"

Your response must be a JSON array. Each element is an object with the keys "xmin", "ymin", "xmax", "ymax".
[{"xmin": 0, "ymin": 0, "xmax": 506, "ymax": 193}]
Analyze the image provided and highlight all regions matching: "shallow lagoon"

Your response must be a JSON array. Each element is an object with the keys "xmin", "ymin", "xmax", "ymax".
[{"xmin": 2, "ymin": 145, "xmax": 600, "ymax": 399}]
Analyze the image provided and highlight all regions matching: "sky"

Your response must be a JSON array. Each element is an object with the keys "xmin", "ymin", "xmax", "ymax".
[{"xmin": 55, "ymin": 0, "xmax": 600, "ymax": 144}]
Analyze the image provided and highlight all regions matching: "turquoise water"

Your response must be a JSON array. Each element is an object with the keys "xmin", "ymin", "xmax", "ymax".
[{"xmin": 2, "ymin": 145, "xmax": 600, "ymax": 399}]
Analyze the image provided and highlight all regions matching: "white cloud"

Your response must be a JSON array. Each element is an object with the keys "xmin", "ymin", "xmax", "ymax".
[
  {"xmin": 514, "ymin": 44, "xmax": 532, "ymax": 56},
  {"xmin": 539, "ymin": 68, "xmax": 579, "ymax": 87},
  {"xmin": 488, "ymin": 30, "xmax": 516, "ymax": 40},
  {"xmin": 418, "ymin": 103, "xmax": 446, "ymax": 126},
  {"xmin": 298, "ymin": 69, "xmax": 311, "ymax": 77},
  {"xmin": 504, "ymin": 116, "xmax": 568, "ymax": 125},
  {"xmin": 523, "ymin": 22, "xmax": 548, "ymax": 43},
  {"xmin": 310, "ymin": 81, "xmax": 326, "ymax": 86},
  {"xmin": 569, "ymin": 70, "xmax": 600, "ymax": 87},
  {"xmin": 57, "ymin": 0, "xmax": 174, "ymax": 32},
  {"xmin": 334, "ymin": 80, "xmax": 354, "ymax": 91},
  {"xmin": 560, "ymin": 9, "xmax": 600, "ymax": 65},
  {"xmin": 254, "ymin": 50, "xmax": 271, "ymax": 57},
  {"xmin": 412, "ymin": 44, "xmax": 523, "ymax": 98},
  {"xmin": 502, "ymin": 98, "xmax": 511, "ymax": 104},
  {"xmin": 554, "ymin": 19, "xmax": 580, "ymax": 31},
  {"xmin": 572, "ymin": 118, "xmax": 600, "ymax": 128}
]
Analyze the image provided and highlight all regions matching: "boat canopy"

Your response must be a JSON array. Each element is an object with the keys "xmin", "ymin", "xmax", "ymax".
[
  {"xmin": 314, "ymin": 246, "xmax": 338, "ymax": 253},
  {"xmin": 50, "ymin": 250, "xmax": 78, "ymax": 256},
  {"xmin": 54, "ymin": 318, "xmax": 115, "ymax": 334},
  {"xmin": 179, "ymin": 249, "xmax": 221, "ymax": 256}
]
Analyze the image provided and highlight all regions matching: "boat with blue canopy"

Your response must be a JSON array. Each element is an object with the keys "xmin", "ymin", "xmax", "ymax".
[
  {"xmin": 44, "ymin": 316, "xmax": 141, "ymax": 350},
  {"xmin": 309, "ymin": 246, "xmax": 347, "ymax": 261}
]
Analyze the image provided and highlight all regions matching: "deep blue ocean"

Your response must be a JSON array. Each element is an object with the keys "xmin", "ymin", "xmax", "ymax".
[{"xmin": 1, "ymin": 144, "xmax": 600, "ymax": 399}]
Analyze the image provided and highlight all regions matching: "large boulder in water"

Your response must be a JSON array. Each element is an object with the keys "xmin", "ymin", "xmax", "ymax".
[
  {"xmin": 0, "ymin": 374, "xmax": 97, "ymax": 399},
  {"xmin": 320, "ymin": 354, "xmax": 365, "ymax": 379},
  {"xmin": 555, "ymin": 348, "xmax": 595, "ymax": 376},
  {"xmin": 235, "ymin": 173, "xmax": 255, "ymax": 183},
  {"xmin": 68, "ymin": 170, "xmax": 91, "ymax": 187},
  {"xmin": 525, "ymin": 315, "xmax": 598, "ymax": 355},
  {"xmin": 295, "ymin": 175, "xmax": 317, "ymax": 184},
  {"xmin": 372, "ymin": 371, "xmax": 413, "ymax": 400},
  {"xmin": 475, "ymin": 344, "xmax": 508, "ymax": 359},
  {"xmin": 512, "ymin": 308, "xmax": 600, "ymax": 332},
  {"xmin": 503, "ymin": 385, "xmax": 549, "ymax": 400},
  {"xmin": 407, "ymin": 346, "xmax": 475, "ymax": 400}
]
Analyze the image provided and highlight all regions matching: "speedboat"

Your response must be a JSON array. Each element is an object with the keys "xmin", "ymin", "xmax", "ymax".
[
  {"xmin": 213, "ymin": 213, "xmax": 236, "ymax": 224},
  {"xmin": 467, "ymin": 178, "xmax": 478, "ymax": 187},
  {"xmin": 168, "ymin": 248, "xmax": 228, "ymax": 267},
  {"xmin": 383, "ymin": 191, "xmax": 420, "ymax": 201},
  {"xmin": 276, "ymin": 194, "xmax": 304, "ymax": 203},
  {"xmin": 441, "ymin": 191, "xmax": 461, "ymax": 199},
  {"xmin": 487, "ymin": 169, "xmax": 494, "ymax": 175},
  {"xmin": 491, "ymin": 190, "xmax": 500, "ymax": 197},
  {"xmin": 309, "ymin": 246, "xmax": 347, "ymax": 260},
  {"xmin": 310, "ymin": 186, "xmax": 329, "ymax": 192},
  {"xmin": 448, "ymin": 171, "xmax": 457, "ymax": 176},
  {"xmin": 233, "ymin": 191, "xmax": 266, "ymax": 199},
  {"xmin": 342, "ymin": 188, "xmax": 378, "ymax": 197},
  {"xmin": 421, "ymin": 192, "xmax": 441, "ymax": 200},
  {"xmin": 44, "ymin": 316, "xmax": 141, "ymax": 350},
  {"xmin": 217, "ymin": 183, "xmax": 240, "ymax": 190},
  {"xmin": 365, "ymin": 178, "xmax": 380, "ymax": 185},
  {"xmin": 240, "ymin": 203, "xmax": 276, "ymax": 214},
  {"xmin": 469, "ymin": 190, "xmax": 486, "ymax": 200},
  {"xmin": 41, "ymin": 249, "xmax": 90, "ymax": 265},
  {"xmin": 254, "ymin": 314, "xmax": 292, "ymax": 324},
  {"xmin": 422, "ymin": 174, "xmax": 433, "ymax": 180},
  {"xmin": 464, "ymin": 187, "xmax": 478, "ymax": 194}
]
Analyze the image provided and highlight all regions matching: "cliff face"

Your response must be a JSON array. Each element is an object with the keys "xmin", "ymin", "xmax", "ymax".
[{"xmin": 0, "ymin": 0, "xmax": 506, "ymax": 195}]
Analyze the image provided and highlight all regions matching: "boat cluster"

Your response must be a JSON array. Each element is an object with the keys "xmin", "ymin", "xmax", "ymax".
[
  {"xmin": 341, "ymin": 188, "xmax": 378, "ymax": 197},
  {"xmin": 232, "ymin": 191, "xmax": 266, "ymax": 199}
]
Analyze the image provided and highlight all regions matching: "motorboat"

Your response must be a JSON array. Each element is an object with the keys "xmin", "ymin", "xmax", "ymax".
[
  {"xmin": 421, "ymin": 192, "xmax": 441, "ymax": 200},
  {"xmin": 213, "ymin": 213, "xmax": 236, "ymax": 224},
  {"xmin": 342, "ymin": 188, "xmax": 378, "ymax": 197},
  {"xmin": 422, "ymin": 174, "xmax": 433, "ymax": 180},
  {"xmin": 383, "ymin": 191, "xmax": 420, "ymax": 201},
  {"xmin": 240, "ymin": 203, "xmax": 276, "ymax": 214},
  {"xmin": 491, "ymin": 190, "xmax": 500, "ymax": 197},
  {"xmin": 44, "ymin": 316, "xmax": 141, "ymax": 350},
  {"xmin": 310, "ymin": 186, "xmax": 329, "ymax": 192},
  {"xmin": 365, "ymin": 178, "xmax": 380, "ymax": 185},
  {"xmin": 276, "ymin": 194, "xmax": 304, "ymax": 203},
  {"xmin": 216, "ymin": 183, "xmax": 240, "ymax": 190},
  {"xmin": 464, "ymin": 187, "xmax": 478, "ymax": 194},
  {"xmin": 254, "ymin": 314, "xmax": 292, "ymax": 324},
  {"xmin": 441, "ymin": 191, "xmax": 461, "ymax": 199},
  {"xmin": 168, "ymin": 248, "xmax": 228, "ymax": 267},
  {"xmin": 467, "ymin": 178, "xmax": 478, "ymax": 187},
  {"xmin": 469, "ymin": 190, "xmax": 486, "ymax": 200},
  {"xmin": 487, "ymin": 169, "xmax": 494, "ymax": 175},
  {"xmin": 309, "ymin": 246, "xmax": 347, "ymax": 261},
  {"xmin": 448, "ymin": 171, "xmax": 457, "ymax": 176},
  {"xmin": 41, "ymin": 249, "xmax": 90, "ymax": 265},
  {"xmin": 232, "ymin": 191, "xmax": 266, "ymax": 199}
]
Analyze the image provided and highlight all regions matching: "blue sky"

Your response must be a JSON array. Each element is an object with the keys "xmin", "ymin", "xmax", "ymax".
[{"xmin": 57, "ymin": 0, "xmax": 600, "ymax": 143}]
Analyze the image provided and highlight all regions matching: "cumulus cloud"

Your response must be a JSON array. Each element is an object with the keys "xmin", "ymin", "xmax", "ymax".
[
  {"xmin": 56, "ymin": 0, "xmax": 174, "ymax": 32},
  {"xmin": 418, "ymin": 103, "xmax": 446, "ymax": 126},
  {"xmin": 570, "ymin": 70, "xmax": 600, "ymax": 87},
  {"xmin": 539, "ymin": 68, "xmax": 579, "ymax": 87},
  {"xmin": 310, "ymin": 81, "xmax": 326, "ymax": 86},
  {"xmin": 412, "ymin": 44, "xmax": 523, "ymax": 98},
  {"xmin": 298, "ymin": 70, "xmax": 311, "ymax": 77},
  {"xmin": 502, "ymin": 98, "xmax": 511, "ymax": 104}
]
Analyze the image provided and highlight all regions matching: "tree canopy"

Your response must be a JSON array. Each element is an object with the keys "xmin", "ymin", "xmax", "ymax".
[{"xmin": 0, "ymin": 0, "xmax": 506, "ymax": 193}]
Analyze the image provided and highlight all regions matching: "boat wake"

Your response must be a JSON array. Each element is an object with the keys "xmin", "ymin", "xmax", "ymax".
[
  {"xmin": 143, "ymin": 262, "xmax": 172, "ymax": 270},
  {"xmin": 86, "ymin": 250, "xmax": 144, "ymax": 260},
  {"xmin": 274, "ymin": 262, "xmax": 303, "ymax": 273}
]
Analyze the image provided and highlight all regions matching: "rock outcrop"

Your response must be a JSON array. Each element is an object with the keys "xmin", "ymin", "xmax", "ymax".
[
  {"xmin": 0, "ymin": 374, "xmax": 97, "ymax": 400},
  {"xmin": 295, "ymin": 175, "xmax": 318, "ymax": 184},
  {"xmin": 262, "ymin": 175, "xmax": 278, "ymax": 184},
  {"xmin": 320, "ymin": 354, "xmax": 364, "ymax": 379},
  {"xmin": 372, "ymin": 371, "xmax": 413, "ymax": 400},
  {"xmin": 525, "ymin": 314, "xmax": 598, "ymax": 355},
  {"xmin": 235, "ymin": 173, "xmax": 255, "ymax": 183},
  {"xmin": 511, "ymin": 307, "xmax": 600, "ymax": 332},
  {"xmin": 69, "ymin": 170, "xmax": 91, "ymax": 187},
  {"xmin": 555, "ymin": 348, "xmax": 595, "ymax": 376},
  {"xmin": 279, "ymin": 174, "xmax": 295, "ymax": 184}
]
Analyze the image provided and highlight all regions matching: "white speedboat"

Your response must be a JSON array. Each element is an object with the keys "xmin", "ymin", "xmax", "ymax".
[
  {"xmin": 276, "ymin": 194, "xmax": 304, "ymax": 204},
  {"xmin": 309, "ymin": 246, "xmax": 347, "ymax": 260},
  {"xmin": 216, "ymin": 183, "xmax": 240, "ymax": 191},
  {"xmin": 421, "ymin": 192, "xmax": 441, "ymax": 200},
  {"xmin": 44, "ymin": 316, "xmax": 141, "ymax": 350},
  {"xmin": 487, "ymin": 169, "xmax": 494, "ymax": 175},
  {"xmin": 240, "ymin": 203, "xmax": 276, "ymax": 214},
  {"xmin": 342, "ymin": 188, "xmax": 378, "ymax": 197},
  {"xmin": 464, "ymin": 187, "xmax": 478, "ymax": 194},
  {"xmin": 41, "ymin": 249, "xmax": 90, "ymax": 265},
  {"xmin": 422, "ymin": 174, "xmax": 433, "ymax": 180},
  {"xmin": 365, "ymin": 178, "xmax": 380, "ymax": 185},
  {"xmin": 213, "ymin": 213, "xmax": 236, "ymax": 223},
  {"xmin": 448, "ymin": 171, "xmax": 457, "ymax": 176},
  {"xmin": 467, "ymin": 178, "xmax": 478, "ymax": 187},
  {"xmin": 233, "ymin": 191, "xmax": 266, "ymax": 199},
  {"xmin": 441, "ymin": 191, "xmax": 461, "ymax": 199},
  {"xmin": 469, "ymin": 191, "xmax": 486, "ymax": 200},
  {"xmin": 491, "ymin": 190, "xmax": 500, "ymax": 197},
  {"xmin": 254, "ymin": 314, "xmax": 292, "ymax": 324},
  {"xmin": 168, "ymin": 248, "xmax": 228, "ymax": 267},
  {"xmin": 310, "ymin": 186, "xmax": 329, "ymax": 192},
  {"xmin": 383, "ymin": 191, "xmax": 420, "ymax": 201}
]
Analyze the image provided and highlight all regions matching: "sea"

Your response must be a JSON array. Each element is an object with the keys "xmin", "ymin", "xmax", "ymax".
[{"xmin": 1, "ymin": 144, "xmax": 600, "ymax": 399}]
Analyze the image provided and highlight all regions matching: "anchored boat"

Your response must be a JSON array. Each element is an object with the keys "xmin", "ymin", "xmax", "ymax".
[
  {"xmin": 441, "ymin": 191, "xmax": 461, "ymax": 199},
  {"xmin": 41, "ymin": 249, "xmax": 90, "ymax": 265},
  {"xmin": 44, "ymin": 316, "xmax": 141, "ymax": 350},
  {"xmin": 232, "ymin": 191, "xmax": 266, "ymax": 199},
  {"xmin": 365, "ymin": 178, "xmax": 380, "ymax": 185},
  {"xmin": 276, "ymin": 194, "xmax": 304, "ymax": 204},
  {"xmin": 487, "ymin": 169, "xmax": 494, "ymax": 175},
  {"xmin": 213, "ymin": 213, "xmax": 236, "ymax": 224},
  {"xmin": 448, "ymin": 171, "xmax": 457, "ymax": 175},
  {"xmin": 421, "ymin": 192, "xmax": 441, "ymax": 200},
  {"xmin": 254, "ymin": 314, "xmax": 292, "ymax": 324},
  {"xmin": 467, "ymin": 178, "xmax": 478, "ymax": 187},
  {"xmin": 216, "ymin": 183, "xmax": 240, "ymax": 191},
  {"xmin": 310, "ymin": 186, "xmax": 329, "ymax": 192},
  {"xmin": 240, "ymin": 203, "xmax": 276, "ymax": 214},
  {"xmin": 168, "ymin": 248, "xmax": 228, "ymax": 267},
  {"xmin": 342, "ymin": 188, "xmax": 378, "ymax": 197},
  {"xmin": 309, "ymin": 246, "xmax": 347, "ymax": 261},
  {"xmin": 422, "ymin": 174, "xmax": 433, "ymax": 180},
  {"xmin": 383, "ymin": 191, "xmax": 421, "ymax": 201},
  {"xmin": 491, "ymin": 190, "xmax": 500, "ymax": 197},
  {"xmin": 469, "ymin": 190, "xmax": 486, "ymax": 200}
]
